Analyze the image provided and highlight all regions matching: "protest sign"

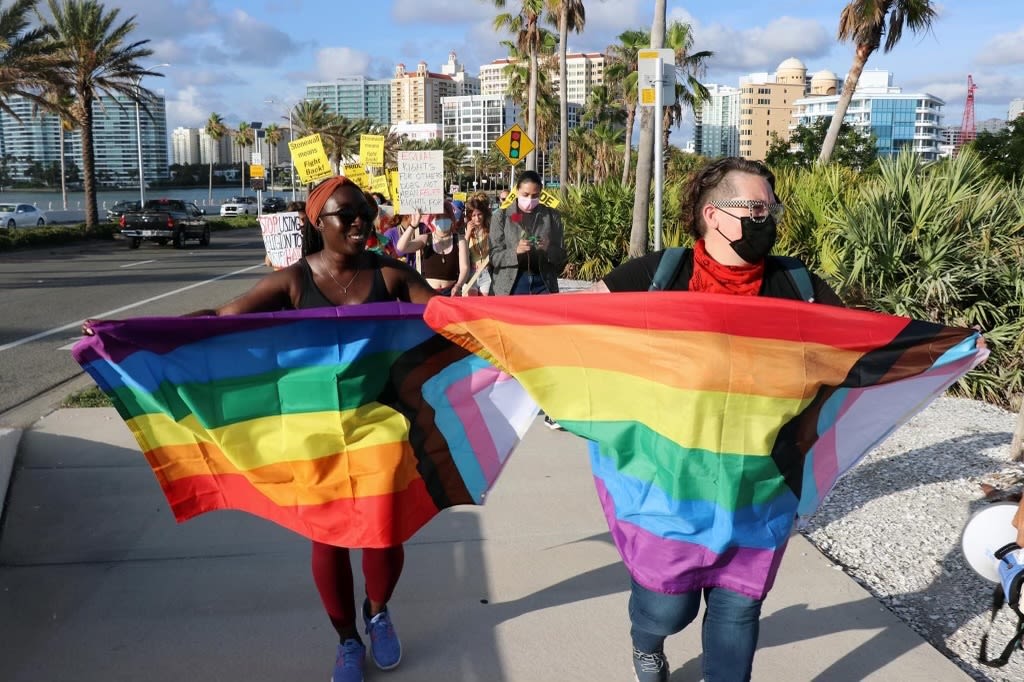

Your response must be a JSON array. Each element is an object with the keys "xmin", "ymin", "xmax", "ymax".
[
  {"xmin": 259, "ymin": 211, "xmax": 304, "ymax": 269},
  {"xmin": 397, "ymin": 150, "xmax": 444, "ymax": 214},
  {"xmin": 343, "ymin": 165, "xmax": 370, "ymax": 190},
  {"xmin": 288, "ymin": 134, "xmax": 332, "ymax": 184},
  {"xmin": 359, "ymin": 135, "xmax": 385, "ymax": 166}
]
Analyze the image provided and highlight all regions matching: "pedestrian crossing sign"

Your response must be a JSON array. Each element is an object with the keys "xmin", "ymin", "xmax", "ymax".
[{"xmin": 495, "ymin": 124, "xmax": 534, "ymax": 166}]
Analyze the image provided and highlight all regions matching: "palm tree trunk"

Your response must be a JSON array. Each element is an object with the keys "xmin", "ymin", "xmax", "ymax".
[
  {"xmin": 621, "ymin": 104, "xmax": 636, "ymax": 185},
  {"xmin": 527, "ymin": 49, "xmax": 539, "ymax": 172},
  {"xmin": 80, "ymin": 95, "xmax": 99, "ymax": 231},
  {"xmin": 558, "ymin": 6, "xmax": 569, "ymax": 197},
  {"xmin": 208, "ymin": 160, "xmax": 213, "ymax": 201},
  {"xmin": 629, "ymin": 0, "xmax": 666, "ymax": 257},
  {"xmin": 819, "ymin": 44, "xmax": 872, "ymax": 164}
]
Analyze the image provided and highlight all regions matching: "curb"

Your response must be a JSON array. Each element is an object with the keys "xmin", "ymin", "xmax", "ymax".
[{"xmin": 0, "ymin": 427, "xmax": 21, "ymax": 523}]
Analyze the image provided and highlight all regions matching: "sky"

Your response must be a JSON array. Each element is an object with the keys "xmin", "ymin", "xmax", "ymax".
[{"xmin": 101, "ymin": 0, "xmax": 1023, "ymax": 138}]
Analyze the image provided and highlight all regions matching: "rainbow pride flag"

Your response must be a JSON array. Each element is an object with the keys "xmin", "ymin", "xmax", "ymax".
[
  {"xmin": 424, "ymin": 292, "xmax": 988, "ymax": 599},
  {"xmin": 72, "ymin": 303, "xmax": 538, "ymax": 548}
]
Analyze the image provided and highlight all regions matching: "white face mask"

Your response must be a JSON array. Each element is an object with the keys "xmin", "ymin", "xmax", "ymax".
[{"xmin": 518, "ymin": 196, "xmax": 540, "ymax": 212}]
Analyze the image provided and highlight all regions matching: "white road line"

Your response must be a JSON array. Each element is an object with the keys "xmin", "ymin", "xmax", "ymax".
[
  {"xmin": 0, "ymin": 263, "xmax": 265, "ymax": 354},
  {"xmin": 120, "ymin": 260, "xmax": 155, "ymax": 268}
]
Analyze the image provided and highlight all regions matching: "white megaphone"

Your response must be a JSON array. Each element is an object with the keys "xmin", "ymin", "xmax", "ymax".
[{"xmin": 961, "ymin": 502, "xmax": 1020, "ymax": 583}]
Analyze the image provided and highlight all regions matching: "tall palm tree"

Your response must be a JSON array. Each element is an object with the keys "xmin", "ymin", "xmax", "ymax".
[
  {"xmin": 545, "ymin": 0, "xmax": 585, "ymax": 195},
  {"xmin": 661, "ymin": 20, "xmax": 712, "ymax": 162},
  {"xmin": 44, "ymin": 0, "xmax": 158, "ymax": 230},
  {"xmin": 494, "ymin": 0, "xmax": 545, "ymax": 172},
  {"xmin": 264, "ymin": 123, "xmax": 282, "ymax": 194},
  {"xmin": 291, "ymin": 98, "xmax": 333, "ymax": 138},
  {"xmin": 204, "ymin": 112, "xmax": 226, "ymax": 201},
  {"xmin": 0, "ymin": 0, "xmax": 63, "ymax": 118},
  {"xmin": 233, "ymin": 121, "xmax": 253, "ymax": 193},
  {"xmin": 606, "ymin": 29, "xmax": 647, "ymax": 185},
  {"xmin": 628, "ymin": 0, "xmax": 666, "ymax": 257},
  {"xmin": 819, "ymin": 0, "xmax": 937, "ymax": 163}
]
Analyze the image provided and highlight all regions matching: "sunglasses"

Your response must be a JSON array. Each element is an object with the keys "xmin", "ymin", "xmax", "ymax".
[
  {"xmin": 319, "ymin": 204, "xmax": 376, "ymax": 226},
  {"xmin": 709, "ymin": 199, "xmax": 784, "ymax": 223}
]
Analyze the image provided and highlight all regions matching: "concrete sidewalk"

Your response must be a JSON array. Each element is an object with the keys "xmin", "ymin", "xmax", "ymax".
[{"xmin": 0, "ymin": 408, "xmax": 971, "ymax": 682}]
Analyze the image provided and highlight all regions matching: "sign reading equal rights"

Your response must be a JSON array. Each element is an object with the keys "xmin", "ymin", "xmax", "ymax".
[{"xmin": 396, "ymin": 150, "xmax": 444, "ymax": 215}]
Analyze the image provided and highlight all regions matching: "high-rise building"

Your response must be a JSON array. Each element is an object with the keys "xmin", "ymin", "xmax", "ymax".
[
  {"xmin": 480, "ymin": 52, "xmax": 606, "ymax": 105},
  {"xmin": 391, "ymin": 52, "xmax": 480, "ymax": 125},
  {"xmin": 306, "ymin": 76, "xmax": 391, "ymax": 125},
  {"xmin": 0, "ymin": 93, "xmax": 168, "ymax": 186},
  {"xmin": 694, "ymin": 85, "xmax": 740, "ymax": 157},
  {"xmin": 792, "ymin": 70, "xmax": 944, "ymax": 160},
  {"xmin": 441, "ymin": 95, "xmax": 519, "ymax": 155},
  {"xmin": 738, "ymin": 58, "xmax": 809, "ymax": 161},
  {"xmin": 172, "ymin": 127, "xmax": 200, "ymax": 165},
  {"xmin": 1008, "ymin": 98, "xmax": 1023, "ymax": 122},
  {"xmin": 198, "ymin": 127, "xmax": 234, "ymax": 165}
]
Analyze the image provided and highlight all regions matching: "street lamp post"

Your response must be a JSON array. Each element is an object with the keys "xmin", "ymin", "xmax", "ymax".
[
  {"xmin": 267, "ymin": 97, "xmax": 298, "ymax": 201},
  {"xmin": 134, "ymin": 64, "xmax": 169, "ymax": 206}
]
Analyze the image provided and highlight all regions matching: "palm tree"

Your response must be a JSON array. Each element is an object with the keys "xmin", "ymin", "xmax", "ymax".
[
  {"xmin": 291, "ymin": 98, "xmax": 334, "ymax": 138},
  {"xmin": 545, "ymin": 0, "xmax": 585, "ymax": 195},
  {"xmin": 33, "ymin": 89, "xmax": 76, "ymax": 209},
  {"xmin": 364, "ymin": 123, "xmax": 405, "ymax": 168},
  {"xmin": 204, "ymin": 112, "xmax": 226, "ymax": 201},
  {"xmin": 494, "ymin": 0, "xmax": 545, "ymax": 172},
  {"xmin": 818, "ymin": 0, "xmax": 937, "ymax": 164},
  {"xmin": 606, "ymin": 29, "xmax": 647, "ymax": 185},
  {"xmin": 628, "ymin": 0, "xmax": 666, "ymax": 257},
  {"xmin": 233, "ymin": 121, "xmax": 253, "ymax": 193},
  {"xmin": 44, "ymin": 0, "xmax": 158, "ymax": 230},
  {"xmin": 661, "ymin": 20, "xmax": 712, "ymax": 163},
  {"xmin": 264, "ymin": 123, "xmax": 282, "ymax": 193},
  {"xmin": 0, "ymin": 0, "xmax": 63, "ymax": 118}
]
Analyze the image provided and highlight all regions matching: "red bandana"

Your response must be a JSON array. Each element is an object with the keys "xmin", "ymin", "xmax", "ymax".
[{"xmin": 688, "ymin": 239, "xmax": 764, "ymax": 296}]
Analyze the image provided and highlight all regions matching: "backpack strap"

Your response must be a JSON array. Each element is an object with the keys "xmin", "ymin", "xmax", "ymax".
[
  {"xmin": 771, "ymin": 255, "xmax": 815, "ymax": 302},
  {"xmin": 650, "ymin": 247, "xmax": 689, "ymax": 291}
]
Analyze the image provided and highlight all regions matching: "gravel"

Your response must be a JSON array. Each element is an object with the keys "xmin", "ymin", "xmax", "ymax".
[{"xmin": 801, "ymin": 396, "xmax": 1024, "ymax": 681}]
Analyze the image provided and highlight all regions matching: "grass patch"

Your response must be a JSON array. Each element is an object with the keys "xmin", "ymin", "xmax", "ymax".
[{"xmin": 61, "ymin": 386, "xmax": 112, "ymax": 408}]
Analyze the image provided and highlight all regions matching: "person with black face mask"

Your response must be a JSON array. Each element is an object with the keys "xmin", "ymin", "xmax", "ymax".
[{"xmin": 587, "ymin": 157, "xmax": 843, "ymax": 682}]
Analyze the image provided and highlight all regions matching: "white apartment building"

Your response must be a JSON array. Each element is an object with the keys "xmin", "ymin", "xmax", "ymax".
[
  {"xmin": 1009, "ymin": 98, "xmax": 1024, "ymax": 122},
  {"xmin": 390, "ymin": 122, "xmax": 443, "ymax": 142},
  {"xmin": 479, "ymin": 52, "xmax": 605, "ymax": 105},
  {"xmin": 441, "ymin": 95, "xmax": 520, "ymax": 155},
  {"xmin": 197, "ymin": 127, "xmax": 235, "ymax": 165},
  {"xmin": 792, "ymin": 70, "xmax": 944, "ymax": 160},
  {"xmin": 172, "ymin": 127, "xmax": 200, "ymax": 165},
  {"xmin": 694, "ymin": 85, "xmax": 740, "ymax": 158},
  {"xmin": 391, "ymin": 52, "xmax": 480, "ymax": 125}
]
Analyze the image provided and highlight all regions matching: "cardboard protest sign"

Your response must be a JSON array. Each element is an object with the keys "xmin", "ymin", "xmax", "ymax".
[
  {"xmin": 370, "ymin": 175, "xmax": 390, "ymax": 199},
  {"xmin": 259, "ymin": 211, "xmax": 304, "ymax": 269},
  {"xmin": 288, "ymin": 134, "xmax": 332, "ymax": 184},
  {"xmin": 397, "ymin": 150, "xmax": 444, "ymax": 214},
  {"xmin": 359, "ymin": 135, "xmax": 385, "ymax": 167},
  {"xmin": 387, "ymin": 169, "xmax": 401, "ymax": 213},
  {"xmin": 343, "ymin": 165, "xmax": 370, "ymax": 190}
]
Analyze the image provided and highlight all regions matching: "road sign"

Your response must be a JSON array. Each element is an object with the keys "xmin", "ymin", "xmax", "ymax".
[
  {"xmin": 638, "ymin": 48, "xmax": 675, "ymax": 106},
  {"xmin": 251, "ymin": 152, "xmax": 263, "ymax": 166},
  {"xmin": 250, "ymin": 164, "xmax": 265, "ymax": 179},
  {"xmin": 494, "ymin": 124, "xmax": 534, "ymax": 165}
]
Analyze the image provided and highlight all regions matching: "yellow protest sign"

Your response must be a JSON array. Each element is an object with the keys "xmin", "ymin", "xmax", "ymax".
[
  {"xmin": 540, "ymin": 189, "xmax": 560, "ymax": 209},
  {"xmin": 452, "ymin": 191, "xmax": 467, "ymax": 202},
  {"xmin": 343, "ymin": 165, "xmax": 370, "ymax": 190},
  {"xmin": 288, "ymin": 134, "xmax": 332, "ymax": 184},
  {"xmin": 370, "ymin": 175, "xmax": 390, "ymax": 199},
  {"xmin": 359, "ymin": 135, "xmax": 385, "ymax": 167},
  {"xmin": 387, "ymin": 170, "xmax": 401, "ymax": 213}
]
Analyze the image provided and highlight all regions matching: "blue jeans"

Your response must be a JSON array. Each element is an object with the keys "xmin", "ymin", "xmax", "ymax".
[
  {"xmin": 510, "ymin": 271, "xmax": 549, "ymax": 295},
  {"xmin": 629, "ymin": 579, "xmax": 763, "ymax": 682}
]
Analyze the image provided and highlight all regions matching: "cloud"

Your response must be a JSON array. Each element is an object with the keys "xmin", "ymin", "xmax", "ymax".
[
  {"xmin": 908, "ymin": 71, "xmax": 1024, "ymax": 108},
  {"xmin": 694, "ymin": 17, "xmax": 832, "ymax": 72},
  {"xmin": 314, "ymin": 47, "xmax": 374, "ymax": 80},
  {"xmin": 218, "ymin": 9, "xmax": 301, "ymax": 65},
  {"xmin": 976, "ymin": 26, "xmax": 1024, "ymax": 66},
  {"xmin": 391, "ymin": 0, "xmax": 494, "ymax": 24}
]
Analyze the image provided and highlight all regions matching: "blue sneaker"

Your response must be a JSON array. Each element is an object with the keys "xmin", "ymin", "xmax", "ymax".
[
  {"xmin": 363, "ymin": 601, "xmax": 402, "ymax": 670},
  {"xmin": 632, "ymin": 647, "xmax": 669, "ymax": 682},
  {"xmin": 332, "ymin": 638, "xmax": 365, "ymax": 682}
]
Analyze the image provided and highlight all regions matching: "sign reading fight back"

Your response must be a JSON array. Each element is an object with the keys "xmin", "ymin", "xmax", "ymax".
[{"xmin": 288, "ymin": 134, "xmax": 333, "ymax": 184}]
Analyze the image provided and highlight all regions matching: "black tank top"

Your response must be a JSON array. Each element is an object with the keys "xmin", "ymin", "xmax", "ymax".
[
  {"xmin": 420, "ymin": 234, "xmax": 460, "ymax": 281},
  {"xmin": 296, "ymin": 253, "xmax": 392, "ymax": 309}
]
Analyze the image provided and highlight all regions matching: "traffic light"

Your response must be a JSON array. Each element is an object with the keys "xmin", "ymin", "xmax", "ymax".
[{"xmin": 509, "ymin": 130, "xmax": 521, "ymax": 160}]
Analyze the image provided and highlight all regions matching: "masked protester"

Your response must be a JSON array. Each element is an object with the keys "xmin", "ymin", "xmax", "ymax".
[
  {"xmin": 587, "ymin": 157, "xmax": 844, "ymax": 682},
  {"xmin": 488, "ymin": 170, "xmax": 566, "ymax": 295},
  {"xmin": 395, "ymin": 199, "xmax": 470, "ymax": 296}
]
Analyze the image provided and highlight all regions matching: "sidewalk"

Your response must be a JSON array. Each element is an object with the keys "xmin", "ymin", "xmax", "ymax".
[{"xmin": 0, "ymin": 408, "xmax": 971, "ymax": 681}]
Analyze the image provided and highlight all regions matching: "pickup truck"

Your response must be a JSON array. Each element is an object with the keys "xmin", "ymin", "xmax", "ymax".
[{"xmin": 119, "ymin": 199, "xmax": 209, "ymax": 249}]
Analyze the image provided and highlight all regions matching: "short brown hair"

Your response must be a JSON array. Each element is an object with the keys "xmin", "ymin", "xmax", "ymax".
[{"xmin": 685, "ymin": 157, "xmax": 776, "ymax": 239}]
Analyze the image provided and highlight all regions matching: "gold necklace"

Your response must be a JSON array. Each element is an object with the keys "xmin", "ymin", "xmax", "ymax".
[{"xmin": 320, "ymin": 251, "xmax": 360, "ymax": 294}]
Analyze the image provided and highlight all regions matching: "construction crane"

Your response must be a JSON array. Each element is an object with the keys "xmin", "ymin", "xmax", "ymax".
[{"xmin": 955, "ymin": 75, "xmax": 977, "ymax": 157}]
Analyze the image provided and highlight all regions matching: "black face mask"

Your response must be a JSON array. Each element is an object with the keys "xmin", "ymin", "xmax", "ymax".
[{"xmin": 717, "ymin": 215, "xmax": 777, "ymax": 264}]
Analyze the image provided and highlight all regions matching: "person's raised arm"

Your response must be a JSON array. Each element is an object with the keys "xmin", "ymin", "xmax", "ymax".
[
  {"xmin": 206, "ymin": 268, "xmax": 295, "ymax": 316},
  {"xmin": 452, "ymin": 234, "xmax": 471, "ymax": 296}
]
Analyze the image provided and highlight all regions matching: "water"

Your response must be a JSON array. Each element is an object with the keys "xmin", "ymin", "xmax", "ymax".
[{"xmin": 0, "ymin": 185, "xmax": 305, "ymax": 212}]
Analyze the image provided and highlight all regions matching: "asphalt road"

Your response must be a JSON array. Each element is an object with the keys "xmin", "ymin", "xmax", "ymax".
[{"xmin": 0, "ymin": 229, "xmax": 269, "ymax": 416}]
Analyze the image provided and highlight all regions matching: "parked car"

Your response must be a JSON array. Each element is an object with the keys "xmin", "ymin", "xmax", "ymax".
[
  {"xmin": 119, "ymin": 199, "xmax": 209, "ymax": 249},
  {"xmin": 262, "ymin": 196, "xmax": 288, "ymax": 213},
  {"xmin": 0, "ymin": 203, "xmax": 45, "ymax": 229},
  {"xmin": 105, "ymin": 200, "xmax": 140, "ymax": 222},
  {"xmin": 219, "ymin": 196, "xmax": 258, "ymax": 217}
]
